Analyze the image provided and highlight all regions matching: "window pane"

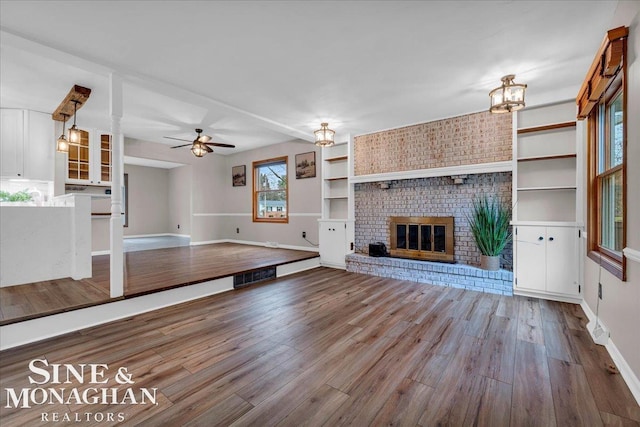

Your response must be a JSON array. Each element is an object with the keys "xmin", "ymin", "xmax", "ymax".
[
  {"xmin": 256, "ymin": 163, "xmax": 287, "ymax": 191},
  {"xmin": 609, "ymin": 92, "xmax": 623, "ymax": 168},
  {"xmin": 256, "ymin": 190, "xmax": 287, "ymax": 218},
  {"xmin": 600, "ymin": 169, "xmax": 623, "ymax": 253}
]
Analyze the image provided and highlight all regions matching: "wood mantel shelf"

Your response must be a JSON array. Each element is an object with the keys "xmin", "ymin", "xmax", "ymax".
[{"xmin": 52, "ymin": 85, "xmax": 92, "ymax": 122}]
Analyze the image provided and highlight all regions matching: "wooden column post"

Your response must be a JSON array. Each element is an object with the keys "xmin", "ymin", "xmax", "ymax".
[{"xmin": 109, "ymin": 74, "xmax": 124, "ymax": 298}]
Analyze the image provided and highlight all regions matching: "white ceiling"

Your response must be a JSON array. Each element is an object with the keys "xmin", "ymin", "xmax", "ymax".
[{"xmin": 0, "ymin": 1, "xmax": 620, "ymax": 155}]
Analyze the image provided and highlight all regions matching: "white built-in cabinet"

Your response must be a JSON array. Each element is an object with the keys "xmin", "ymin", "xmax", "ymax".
[
  {"xmin": 0, "ymin": 109, "xmax": 54, "ymax": 181},
  {"xmin": 66, "ymin": 129, "xmax": 112, "ymax": 186},
  {"xmin": 512, "ymin": 101, "xmax": 582, "ymax": 302},
  {"xmin": 514, "ymin": 225, "xmax": 580, "ymax": 298},
  {"xmin": 318, "ymin": 140, "xmax": 354, "ymax": 269}
]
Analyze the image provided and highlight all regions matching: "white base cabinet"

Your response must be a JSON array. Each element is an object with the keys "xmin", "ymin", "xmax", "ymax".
[
  {"xmin": 514, "ymin": 225, "xmax": 580, "ymax": 300},
  {"xmin": 318, "ymin": 219, "xmax": 353, "ymax": 269}
]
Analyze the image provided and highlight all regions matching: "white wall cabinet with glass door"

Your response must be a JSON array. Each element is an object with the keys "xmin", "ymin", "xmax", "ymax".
[
  {"xmin": 512, "ymin": 101, "xmax": 581, "ymax": 301},
  {"xmin": 66, "ymin": 129, "xmax": 112, "ymax": 186}
]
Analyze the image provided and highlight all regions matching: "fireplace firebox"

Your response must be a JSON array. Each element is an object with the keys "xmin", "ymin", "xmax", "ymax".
[{"xmin": 389, "ymin": 216, "xmax": 454, "ymax": 262}]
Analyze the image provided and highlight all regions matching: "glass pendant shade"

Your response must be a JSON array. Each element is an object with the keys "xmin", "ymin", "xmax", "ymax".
[
  {"xmin": 56, "ymin": 114, "xmax": 70, "ymax": 153},
  {"xmin": 191, "ymin": 142, "xmax": 208, "ymax": 157},
  {"xmin": 68, "ymin": 100, "xmax": 82, "ymax": 142},
  {"xmin": 56, "ymin": 135, "xmax": 70, "ymax": 152},
  {"xmin": 489, "ymin": 74, "xmax": 527, "ymax": 113},
  {"xmin": 314, "ymin": 122, "xmax": 335, "ymax": 147},
  {"xmin": 68, "ymin": 125, "xmax": 81, "ymax": 143}
]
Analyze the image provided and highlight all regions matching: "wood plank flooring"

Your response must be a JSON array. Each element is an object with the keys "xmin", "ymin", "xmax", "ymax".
[
  {"xmin": 1, "ymin": 268, "xmax": 638, "ymax": 426},
  {"xmin": 0, "ymin": 243, "xmax": 318, "ymax": 324}
]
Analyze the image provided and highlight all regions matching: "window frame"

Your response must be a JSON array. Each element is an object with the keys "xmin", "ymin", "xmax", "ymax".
[
  {"xmin": 252, "ymin": 156, "xmax": 289, "ymax": 224},
  {"xmin": 587, "ymin": 59, "xmax": 627, "ymax": 280}
]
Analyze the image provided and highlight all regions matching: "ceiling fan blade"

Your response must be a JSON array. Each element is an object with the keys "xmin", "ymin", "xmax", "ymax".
[
  {"xmin": 164, "ymin": 136, "xmax": 192, "ymax": 143},
  {"xmin": 170, "ymin": 143, "xmax": 194, "ymax": 149},
  {"xmin": 205, "ymin": 145, "xmax": 214, "ymax": 153},
  {"xmin": 204, "ymin": 142, "xmax": 236, "ymax": 148}
]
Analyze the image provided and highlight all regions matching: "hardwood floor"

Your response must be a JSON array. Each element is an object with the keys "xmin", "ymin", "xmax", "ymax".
[
  {"xmin": 0, "ymin": 243, "xmax": 318, "ymax": 324},
  {"xmin": 1, "ymin": 268, "xmax": 638, "ymax": 426}
]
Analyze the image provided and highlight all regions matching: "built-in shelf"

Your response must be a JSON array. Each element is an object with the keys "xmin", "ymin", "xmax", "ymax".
[
  {"xmin": 517, "ymin": 185, "xmax": 577, "ymax": 191},
  {"xmin": 325, "ymin": 176, "xmax": 348, "ymax": 181},
  {"xmin": 325, "ymin": 155, "xmax": 348, "ymax": 162},
  {"xmin": 517, "ymin": 153, "xmax": 576, "ymax": 162},
  {"xmin": 517, "ymin": 121, "xmax": 576, "ymax": 134}
]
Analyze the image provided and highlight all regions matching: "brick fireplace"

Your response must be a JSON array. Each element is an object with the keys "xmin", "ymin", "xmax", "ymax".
[
  {"xmin": 354, "ymin": 173, "xmax": 512, "ymax": 269},
  {"xmin": 346, "ymin": 110, "xmax": 514, "ymax": 295}
]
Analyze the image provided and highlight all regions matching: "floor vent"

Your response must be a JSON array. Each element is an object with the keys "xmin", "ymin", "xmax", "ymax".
[{"xmin": 233, "ymin": 267, "xmax": 276, "ymax": 289}]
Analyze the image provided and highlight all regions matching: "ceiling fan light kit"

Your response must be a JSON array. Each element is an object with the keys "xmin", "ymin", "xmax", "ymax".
[
  {"xmin": 314, "ymin": 122, "xmax": 335, "ymax": 147},
  {"xmin": 166, "ymin": 128, "xmax": 236, "ymax": 158},
  {"xmin": 489, "ymin": 74, "xmax": 527, "ymax": 113},
  {"xmin": 191, "ymin": 141, "xmax": 209, "ymax": 157}
]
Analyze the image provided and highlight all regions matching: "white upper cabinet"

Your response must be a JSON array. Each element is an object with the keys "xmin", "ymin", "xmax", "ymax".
[{"xmin": 0, "ymin": 109, "xmax": 54, "ymax": 181}]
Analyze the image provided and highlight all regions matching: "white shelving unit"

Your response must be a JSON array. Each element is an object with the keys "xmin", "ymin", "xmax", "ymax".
[
  {"xmin": 322, "ymin": 144, "xmax": 349, "ymax": 219},
  {"xmin": 512, "ymin": 101, "xmax": 582, "ymax": 302},
  {"xmin": 318, "ymin": 140, "xmax": 354, "ymax": 269}
]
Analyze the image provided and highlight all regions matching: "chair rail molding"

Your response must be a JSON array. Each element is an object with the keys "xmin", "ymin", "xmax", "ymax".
[{"xmin": 623, "ymin": 247, "xmax": 640, "ymax": 264}]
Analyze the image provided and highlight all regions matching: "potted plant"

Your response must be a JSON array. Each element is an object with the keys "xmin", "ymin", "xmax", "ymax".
[{"xmin": 467, "ymin": 195, "xmax": 511, "ymax": 271}]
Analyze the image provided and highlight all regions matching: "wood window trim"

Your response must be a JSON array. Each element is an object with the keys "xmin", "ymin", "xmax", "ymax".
[
  {"xmin": 252, "ymin": 156, "xmax": 289, "ymax": 224},
  {"xmin": 584, "ymin": 47, "xmax": 627, "ymax": 281},
  {"xmin": 577, "ymin": 26, "xmax": 628, "ymax": 119}
]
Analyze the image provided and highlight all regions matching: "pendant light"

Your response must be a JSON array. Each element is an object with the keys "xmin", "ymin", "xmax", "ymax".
[
  {"xmin": 314, "ymin": 122, "xmax": 335, "ymax": 147},
  {"xmin": 68, "ymin": 100, "xmax": 82, "ymax": 143},
  {"xmin": 56, "ymin": 113, "xmax": 70, "ymax": 153},
  {"xmin": 489, "ymin": 74, "xmax": 527, "ymax": 113}
]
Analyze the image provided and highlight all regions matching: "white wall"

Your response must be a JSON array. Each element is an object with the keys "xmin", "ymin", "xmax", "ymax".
[
  {"xmin": 582, "ymin": 0, "xmax": 640, "ymax": 394},
  {"xmin": 193, "ymin": 140, "xmax": 322, "ymax": 249},
  {"xmin": 168, "ymin": 165, "xmax": 192, "ymax": 236},
  {"xmin": 123, "ymin": 164, "xmax": 171, "ymax": 236}
]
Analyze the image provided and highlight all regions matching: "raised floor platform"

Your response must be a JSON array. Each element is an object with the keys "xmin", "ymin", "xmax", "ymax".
[{"xmin": 346, "ymin": 253, "xmax": 513, "ymax": 295}]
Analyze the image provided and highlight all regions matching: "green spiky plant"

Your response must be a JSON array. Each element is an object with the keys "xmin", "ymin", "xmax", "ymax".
[{"xmin": 467, "ymin": 195, "xmax": 512, "ymax": 256}]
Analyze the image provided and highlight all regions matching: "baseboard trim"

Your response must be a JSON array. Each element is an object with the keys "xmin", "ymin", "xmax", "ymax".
[
  {"xmin": 191, "ymin": 238, "xmax": 319, "ymax": 253},
  {"xmin": 606, "ymin": 338, "xmax": 640, "ymax": 406},
  {"xmin": 581, "ymin": 300, "xmax": 640, "ymax": 406},
  {"xmin": 514, "ymin": 289, "xmax": 582, "ymax": 304},
  {"xmin": 190, "ymin": 239, "xmax": 229, "ymax": 246},
  {"xmin": 124, "ymin": 233, "xmax": 190, "ymax": 239}
]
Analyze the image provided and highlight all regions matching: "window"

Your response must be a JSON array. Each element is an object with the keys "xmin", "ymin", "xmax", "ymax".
[
  {"xmin": 253, "ymin": 156, "xmax": 288, "ymax": 223},
  {"xmin": 585, "ymin": 34, "xmax": 627, "ymax": 280}
]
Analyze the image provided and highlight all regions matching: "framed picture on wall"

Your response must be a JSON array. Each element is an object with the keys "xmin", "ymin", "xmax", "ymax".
[
  {"xmin": 295, "ymin": 151, "xmax": 316, "ymax": 179},
  {"xmin": 232, "ymin": 165, "xmax": 246, "ymax": 186}
]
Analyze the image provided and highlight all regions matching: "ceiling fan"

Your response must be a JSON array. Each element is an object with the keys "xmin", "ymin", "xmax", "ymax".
[{"xmin": 165, "ymin": 128, "xmax": 235, "ymax": 157}]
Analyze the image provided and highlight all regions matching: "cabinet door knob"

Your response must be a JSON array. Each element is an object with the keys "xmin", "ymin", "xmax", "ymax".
[
  {"xmin": 549, "ymin": 237, "xmax": 554, "ymax": 241},
  {"xmin": 538, "ymin": 236, "xmax": 544, "ymax": 241}
]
